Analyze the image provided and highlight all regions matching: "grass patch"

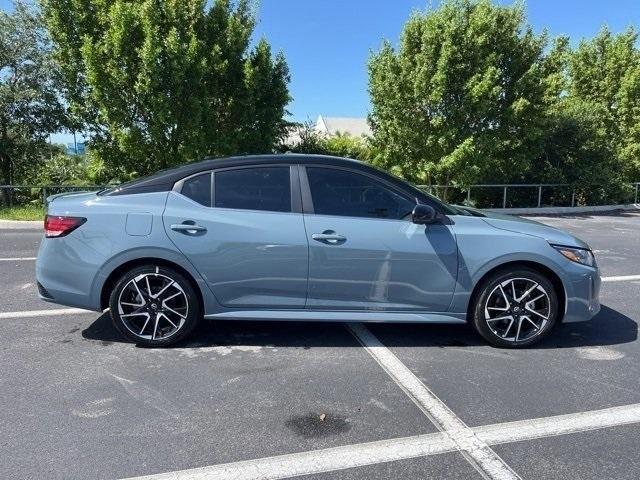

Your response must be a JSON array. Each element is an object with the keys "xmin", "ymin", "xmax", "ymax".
[{"xmin": 0, "ymin": 204, "xmax": 44, "ymax": 221}]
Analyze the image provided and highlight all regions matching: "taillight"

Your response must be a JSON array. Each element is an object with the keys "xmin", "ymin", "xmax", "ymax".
[{"xmin": 44, "ymin": 215, "xmax": 86, "ymax": 238}]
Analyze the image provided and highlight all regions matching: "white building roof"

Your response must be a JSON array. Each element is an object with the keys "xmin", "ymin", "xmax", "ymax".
[{"xmin": 316, "ymin": 115, "xmax": 372, "ymax": 137}]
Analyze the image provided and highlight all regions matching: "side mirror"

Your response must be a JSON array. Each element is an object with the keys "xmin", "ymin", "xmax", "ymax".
[{"xmin": 412, "ymin": 204, "xmax": 437, "ymax": 225}]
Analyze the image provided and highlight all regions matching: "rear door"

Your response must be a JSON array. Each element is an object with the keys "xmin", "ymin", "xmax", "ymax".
[
  {"xmin": 301, "ymin": 166, "xmax": 458, "ymax": 311},
  {"xmin": 163, "ymin": 165, "xmax": 308, "ymax": 308}
]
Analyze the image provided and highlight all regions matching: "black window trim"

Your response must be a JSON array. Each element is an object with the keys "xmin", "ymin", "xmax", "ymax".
[
  {"xmin": 299, "ymin": 164, "xmax": 420, "ymax": 220},
  {"xmin": 173, "ymin": 171, "xmax": 214, "ymax": 207},
  {"xmin": 174, "ymin": 164, "xmax": 301, "ymax": 214}
]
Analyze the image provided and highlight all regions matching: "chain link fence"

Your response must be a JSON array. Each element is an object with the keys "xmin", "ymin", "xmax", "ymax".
[{"xmin": 0, "ymin": 182, "xmax": 639, "ymax": 211}]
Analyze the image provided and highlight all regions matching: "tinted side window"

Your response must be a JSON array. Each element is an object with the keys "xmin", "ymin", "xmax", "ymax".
[
  {"xmin": 307, "ymin": 167, "xmax": 415, "ymax": 219},
  {"xmin": 214, "ymin": 167, "xmax": 291, "ymax": 212},
  {"xmin": 181, "ymin": 173, "xmax": 211, "ymax": 206}
]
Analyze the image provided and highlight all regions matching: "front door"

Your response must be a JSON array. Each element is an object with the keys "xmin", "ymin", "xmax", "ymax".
[
  {"xmin": 164, "ymin": 166, "xmax": 308, "ymax": 308},
  {"xmin": 302, "ymin": 166, "xmax": 458, "ymax": 311}
]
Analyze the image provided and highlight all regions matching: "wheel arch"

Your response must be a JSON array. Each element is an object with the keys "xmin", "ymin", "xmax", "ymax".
[
  {"xmin": 99, "ymin": 257, "xmax": 205, "ymax": 312},
  {"xmin": 467, "ymin": 260, "xmax": 566, "ymax": 322}
]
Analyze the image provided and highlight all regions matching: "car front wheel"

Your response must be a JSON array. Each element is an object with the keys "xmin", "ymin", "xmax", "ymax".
[
  {"xmin": 109, "ymin": 265, "xmax": 201, "ymax": 347},
  {"xmin": 471, "ymin": 267, "xmax": 559, "ymax": 348}
]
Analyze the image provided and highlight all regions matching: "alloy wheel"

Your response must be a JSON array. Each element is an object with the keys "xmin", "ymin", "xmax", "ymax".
[
  {"xmin": 483, "ymin": 277, "xmax": 551, "ymax": 343},
  {"xmin": 117, "ymin": 273, "xmax": 189, "ymax": 341}
]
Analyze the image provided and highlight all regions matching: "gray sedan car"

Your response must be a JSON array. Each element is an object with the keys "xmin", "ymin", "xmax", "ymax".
[{"xmin": 36, "ymin": 154, "xmax": 600, "ymax": 348}]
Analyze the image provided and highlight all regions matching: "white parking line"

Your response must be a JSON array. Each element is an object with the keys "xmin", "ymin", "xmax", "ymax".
[
  {"xmin": 347, "ymin": 323, "xmax": 519, "ymax": 480},
  {"xmin": 0, "ymin": 256, "xmax": 36, "ymax": 261},
  {"xmin": 0, "ymin": 308, "xmax": 92, "ymax": 319},
  {"xmin": 476, "ymin": 402, "xmax": 640, "ymax": 445},
  {"xmin": 125, "ymin": 402, "xmax": 640, "ymax": 480},
  {"xmin": 601, "ymin": 274, "xmax": 640, "ymax": 282}
]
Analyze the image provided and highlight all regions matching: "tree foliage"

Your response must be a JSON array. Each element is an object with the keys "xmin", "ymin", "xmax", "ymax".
[
  {"xmin": 41, "ymin": 0, "xmax": 290, "ymax": 179},
  {"xmin": 368, "ymin": 0, "xmax": 640, "ymax": 190},
  {"xmin": 282, "ymin": 122, "xmax": 373, "ymax": 161},
  {"xmin": 369, "ymin": 0, "xmax": 558, "ymax": 186},
  {"xmin": 568, "ymin": 26, "xmax": 640, "ymax": 179},
  {"xmin": 0, "ymin": 0, "xmax": 65, "ymax": 185}
]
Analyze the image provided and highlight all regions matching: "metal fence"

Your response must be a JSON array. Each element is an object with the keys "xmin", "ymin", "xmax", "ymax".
[
  {"xmin": 1, "ymin": 182, "xmax": 639, "ymax": 211},
  {"xmin": 417, "ymin": 183, "xmax": 640, "ymax": 209},
  {"xmin": 0, "ymin": 185, "xmax": 106, "ymax": 209}
]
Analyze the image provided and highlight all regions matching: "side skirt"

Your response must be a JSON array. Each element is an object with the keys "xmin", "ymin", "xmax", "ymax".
[{"xmin": 204, "ymin": 310, "xmax": 467, "ymax": 323}]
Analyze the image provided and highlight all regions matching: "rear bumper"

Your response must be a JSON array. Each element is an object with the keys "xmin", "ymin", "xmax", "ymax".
[{"xmin": 36, "ymin": 237, "xmax": 102, "ymax": 311}]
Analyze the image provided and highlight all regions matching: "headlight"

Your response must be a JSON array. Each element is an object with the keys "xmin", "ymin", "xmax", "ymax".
[{"xmin": 552, "ymin": 245, "xmax": 596, "ymax": 267}]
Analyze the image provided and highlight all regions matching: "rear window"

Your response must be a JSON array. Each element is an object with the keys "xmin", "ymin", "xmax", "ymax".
[
  {"xmin": 214, "ymin": 167, "xmax": 291, "ymax": 212},
  {"xmin": 181, "ymin": 173, "xmax": 211, "ymax": 206}
]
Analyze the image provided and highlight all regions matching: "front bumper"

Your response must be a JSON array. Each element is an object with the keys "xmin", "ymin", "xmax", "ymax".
[{"xmin": 562, "ymin": 266, "xmax": 601, "ymax": 323}]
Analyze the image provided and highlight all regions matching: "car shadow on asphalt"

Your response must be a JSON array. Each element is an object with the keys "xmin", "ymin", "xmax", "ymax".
[{"xmin": 81, "ymin": 304, "xmax": 636, "ymax": 350}]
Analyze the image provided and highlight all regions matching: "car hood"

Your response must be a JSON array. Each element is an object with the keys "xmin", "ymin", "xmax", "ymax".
[{"xmin": 479, "ymin": 211, "xmax": 590, "ymax": 249}]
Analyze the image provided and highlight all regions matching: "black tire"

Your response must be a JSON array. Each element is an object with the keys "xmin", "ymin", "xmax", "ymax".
[
  {"xmin": 471, "ymin": 267, "xmax": 559, "ymax": 348},
  {"xmin": 109, "ymin": 265, "xmax": 201, "ymax": 347}
]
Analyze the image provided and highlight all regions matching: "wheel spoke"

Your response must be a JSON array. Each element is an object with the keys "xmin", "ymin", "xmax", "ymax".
[
  {"xmin": 152, "ymin": 314, "xmax": 160, "ymax": 340},
  {"xmin": 120, "ymin": 301, "xmax": 144, "ymax": 307},
  {"xmin": 515, "ymin": 317, "xmax": 523, "ymax": 341},
  {"xmin": 518, "ymin": 282, "xmax": 539, "ymax": 302},
  {"xmin": 487, "ymin": 315, "xmax": 513, "ymax": 323},
  {"xmin": 163, "ymin": 291, "xmax": 182, "ymax": 303},
  {"xmin": 498, "ymin": 285, "xmax": 511, "ymax": 307},
  {"xmin": 523, "ymin": 315, "xmax": 539, "ymax": 329},
  {"xmin": 487, "ymin": 306, "xmax": 509, "ymax": 311},
  {"xmin": 154, "ymin": 280, "xmax": 174, "ymax": 300},
  {"xmin": 163, "ymin": 304, "xmax": 186, "ymax": 319},
  {"xmin": 132, "ymin": 280, "xmax": 145, "ymax": 303},
  {"xmin": 121, "ymin": 311, "xmax": 147, "ymax": 318},
  {"xmin": 525, "ymin": 306, "xmax": 549, "ymax": 320},
  {"xmin": 145, "ymin": 276, "xmax": 153, "ymax": 297},
  {"xmin": 160, "ymin": 312, "xmax": 177, "ymax": 329},
  {"xmin": 510, "ymin": 280, "xmax": 517, "ymax": 302},
  {"xmin": 503, "ymin": 317, "xmax": 515, "ymax": 338},
  {"xmin": 139, "ymin": 313, "xmax": 151, "ymax": 334},
  {"xmin": 526, "ymin": 293, "xmax": 545, "ymax": 305}
]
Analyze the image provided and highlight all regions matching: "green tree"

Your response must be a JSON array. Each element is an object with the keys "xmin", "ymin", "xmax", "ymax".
[
  {"xmin": 41, "ymin": 0, "xmax": 290, "ymax": 179},
  {"xmin": 0, "ymin": 0, "xmax": 65, "ymax": 188},
  {"xmin": 538, "ymin": 98, "xmax": 629, "ymax": 202},
  {"xmin": 282, "ymin": 122, "xmax": 374, "ymax": 161},
  {"xmin": 568, "ymin": 26, "xmax": 640, "ymax": 179},
  {"xmin": 368, "ymin": 0, "xmax": 558, "ymax": 186}
]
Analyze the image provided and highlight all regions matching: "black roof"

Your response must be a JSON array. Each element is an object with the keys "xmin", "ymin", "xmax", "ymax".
[
  {"xmin": 100, "ymin": 153, "xmax": 454, "ymax": 213},
  {"xmin": 101, "ymin": 154, "xmax": 374, "ymax": 196}
]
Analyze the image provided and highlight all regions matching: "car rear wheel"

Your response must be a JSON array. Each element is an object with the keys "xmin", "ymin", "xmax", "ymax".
[
  {"xmin": 109, "ymin": 265, "xmax": 201, "ymax": 347},
  {"xmin": 471, "ymin": 268, "xmax": 559, "ymax": 348}
]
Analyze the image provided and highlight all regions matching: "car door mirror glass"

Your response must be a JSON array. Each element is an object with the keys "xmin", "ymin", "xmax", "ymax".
[{"xmin": 412, "ymin": 204, "xmax": 437, "ymax": 224}]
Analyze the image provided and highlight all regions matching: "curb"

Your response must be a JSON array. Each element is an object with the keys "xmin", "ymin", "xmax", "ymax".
[
  {"xmin": 485, "ymin": 204, "xmax": 640, "ymax": 216},
  {"xmin": 0, "ymin": 220, "xmax": 42, "ymax": 229}
]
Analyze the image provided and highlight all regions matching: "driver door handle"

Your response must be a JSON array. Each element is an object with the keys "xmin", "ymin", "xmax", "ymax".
[{"xmin": 312, "ymin": 230, "xmax": 346, "ymax": 245}]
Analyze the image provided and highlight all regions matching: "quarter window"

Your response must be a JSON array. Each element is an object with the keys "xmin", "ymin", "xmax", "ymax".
[
  {"xmin": 306, "ymin": 167, "xmax": 415, "ymax": 220},
  {"xmin": 214, "ymin": 167, "xmax": 291, "ymax": 212},
  {"xmin": 181, "ymin": 173, "xmax": 211, "ymax": 207}
]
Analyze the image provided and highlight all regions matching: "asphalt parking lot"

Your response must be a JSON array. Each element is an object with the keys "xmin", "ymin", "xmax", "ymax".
[{"xmin": 1, "ymin": 212, "xmax": 639, "ymax": 480}]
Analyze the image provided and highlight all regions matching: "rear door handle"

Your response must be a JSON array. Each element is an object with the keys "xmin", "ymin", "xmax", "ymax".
[
  {"xmin": 312, "ymin": 230, "xmax": 346, "ymax": 245},
  {"xmin": 170, "ymin": 222, "xmax": 207, "ymax": 234}
]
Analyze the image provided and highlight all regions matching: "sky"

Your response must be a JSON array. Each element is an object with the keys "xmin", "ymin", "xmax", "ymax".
[
  {"xmin": 254, "ymin": 0, "xmax": 640, "ymax": 121},
  {"xmin": 2, "ymin": 0, "xmax": 639, "ymax": 144}
]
